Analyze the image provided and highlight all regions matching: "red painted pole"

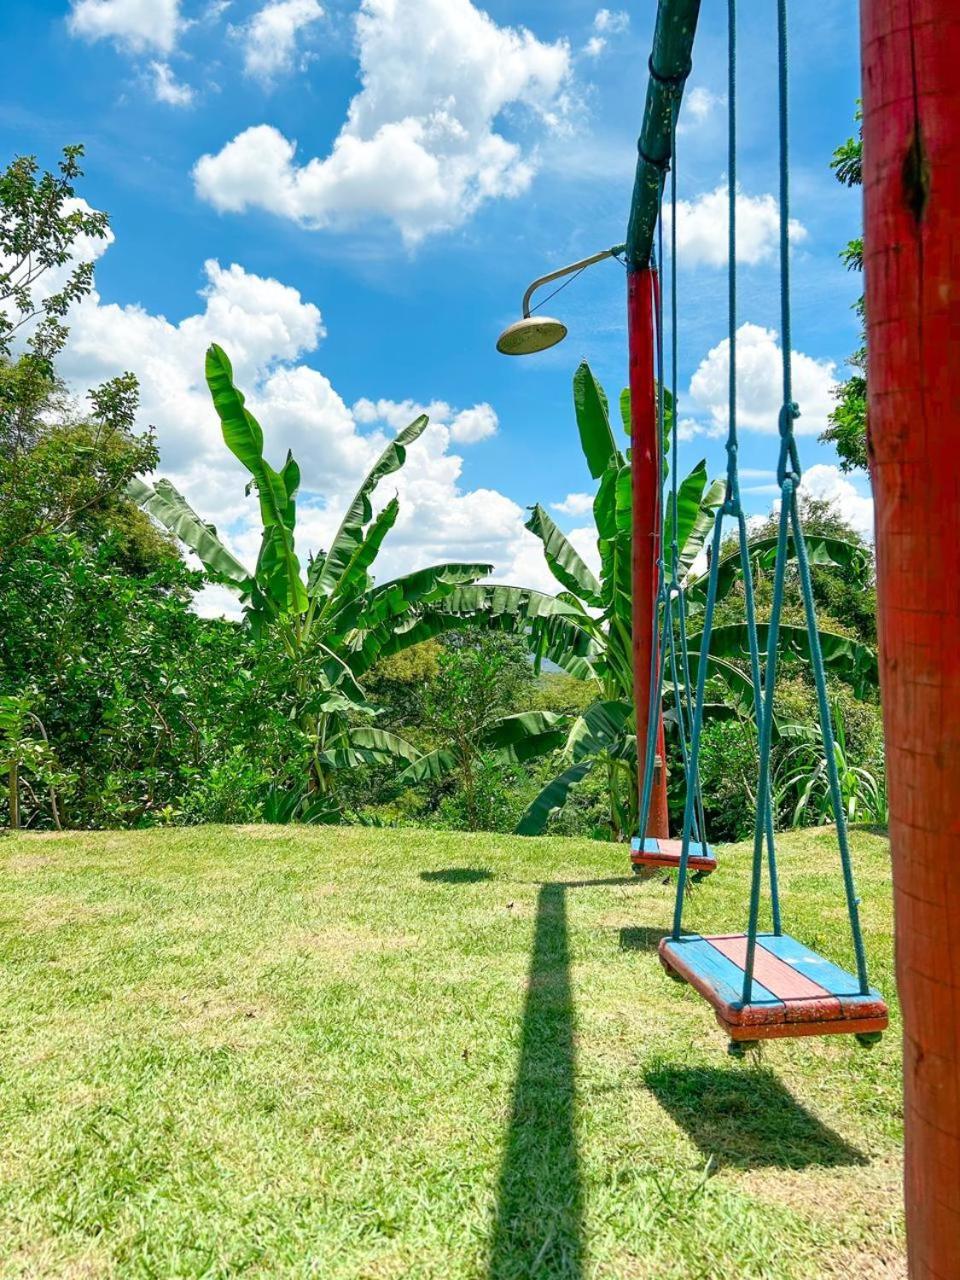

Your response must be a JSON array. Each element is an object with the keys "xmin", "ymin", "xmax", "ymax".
[
  {"xmin": 628, "ymin": 266, "xmax": 670, "ymax": 840},
  {"xmin": 862, "ymin": 3, "xmax": 960, "ymax": 1275}
]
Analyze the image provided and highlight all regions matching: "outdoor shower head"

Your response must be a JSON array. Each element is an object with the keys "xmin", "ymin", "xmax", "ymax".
[
  {"xmin": 495, "ymin": 315, "xmax": 568, "ymax": 356},
  {"xmin": 495, "ymin": 244, "xmax": 625, "ymax": 357}
]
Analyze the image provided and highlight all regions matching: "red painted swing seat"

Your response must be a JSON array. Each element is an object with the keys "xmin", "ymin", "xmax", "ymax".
[
  {"xmin": 659, "ymin": 931, "xmax": 888, "ymax": 1043},
  {"xmin": 631, "ymin": 837, "xmax": 718, "ymax": 876}
]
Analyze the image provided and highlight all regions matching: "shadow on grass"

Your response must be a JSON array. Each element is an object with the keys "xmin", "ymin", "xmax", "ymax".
[
  {"xmin": 419, "ymin": 868, "xmax": 493, "ymax": 884},
  {"xmin": 488, "ymin": 883, "xmax": 582, "ymax": 1279},
  {"xmin": 644, "ymin": 1065, "xmax": 867, "ymax": 1170},
  {"xmin": 618, "ymin": 926, "xmax": 669, "ymax": 953}
]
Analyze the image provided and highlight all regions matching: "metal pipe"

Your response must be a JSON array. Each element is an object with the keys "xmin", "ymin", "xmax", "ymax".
[
  {"xmin": 521, "ymin": 244, "xmax": 625, "ymax": 317},
  {"xmin": 625, "ymin": 0, "xmax": 702, "ymax": 270}
]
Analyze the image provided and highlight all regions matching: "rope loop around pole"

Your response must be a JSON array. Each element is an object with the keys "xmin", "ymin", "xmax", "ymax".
[
  {"xmin": 637, "ymin": 145, "xmax": 671, "ymax": 174},
  {"xmin": 648, "ymin": 54, "xmax": 693, "ymax": 95}
]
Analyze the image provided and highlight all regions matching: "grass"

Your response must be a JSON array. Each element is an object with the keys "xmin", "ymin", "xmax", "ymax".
[{"xmin": 0, "ymin": 825, "xmax": 903, "ymax": 1279}]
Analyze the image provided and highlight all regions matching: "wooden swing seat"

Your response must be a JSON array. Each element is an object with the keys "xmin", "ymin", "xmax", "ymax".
[
  {"xmin": 658, "ymin": 931, "xmax": 888, "ymax": 1044},
  {"xmin": 631, "ymin": 837, "xmax": 718, "ymax": 876}
]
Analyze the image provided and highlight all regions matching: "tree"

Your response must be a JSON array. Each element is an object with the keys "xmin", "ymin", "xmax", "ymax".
[
  {"xmin": 0, "ymin": 146, "xmax": 157, "ymax": 557},
  {"xmin": 820, "ymin": 109, "xmax": 867, "ymax": 472},
  {"xmin": 395, "ymin": 633, "xmax": 565, "ymax": 829},
  {"xmin": 1, "ymin": 146, "xmax": 109, "ymax": 451}
]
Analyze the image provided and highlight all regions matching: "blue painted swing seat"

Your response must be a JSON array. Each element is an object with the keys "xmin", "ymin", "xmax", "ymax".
[
  {"xmin": 659, "ymin": 931, "xmax": 888, "ymax": 1045},
  {"xmin": 631, "ymin": 837, "xmax": 717, "ymax": 876}
]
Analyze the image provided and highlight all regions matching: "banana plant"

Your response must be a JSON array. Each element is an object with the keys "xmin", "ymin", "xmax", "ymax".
[
  {"xmin": 516, "ymin": 360, "xmax": 879, "ymax": 839},
  {"xmin": 129, "ymin": 344, "xmax": 521, "ymax": 811},
  {"xmin": 774, "ymin": 703, "xmax": 887, "ymax": 827}
]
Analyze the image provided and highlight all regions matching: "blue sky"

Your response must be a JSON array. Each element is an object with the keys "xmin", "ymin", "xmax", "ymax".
[{"xmin": 1, "ymin": 0, "xmax": 872, "ymax": 606}]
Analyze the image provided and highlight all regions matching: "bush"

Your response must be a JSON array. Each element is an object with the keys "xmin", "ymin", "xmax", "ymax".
[{"xmin": 180, "ymin": 750, "xmax": 269, "ymax": 825}]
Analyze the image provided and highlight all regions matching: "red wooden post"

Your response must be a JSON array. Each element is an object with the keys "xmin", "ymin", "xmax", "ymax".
[
  {"xmin": 861, "ymin": 2, "xmax": 960, "ymax": 1274},
  {"xmin": 628, "ymin": 266, "xmax": 670, "ymax": 840}
]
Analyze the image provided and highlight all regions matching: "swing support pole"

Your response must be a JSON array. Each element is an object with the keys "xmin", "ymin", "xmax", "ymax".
[
  {"xmin": 861, "ymin": 2, "xmax": 960, "ymax": 1273},
  {"xmin": 627, "ymin": 0, "xmax": 701, "ymax": 839},
  {"xmin": 628, "ymin": 266, "xmax": 669, "ymax": 838}
]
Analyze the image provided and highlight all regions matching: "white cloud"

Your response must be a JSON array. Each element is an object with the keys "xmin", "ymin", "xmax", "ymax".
[
  {"xmin": 50, "ymin": 236, "xmax": 553, "ymax": 614},
  {"xmin": 689, "ymin": 323, "xmax": 837, "ymax": 436},
  {"xmin": 149, "ymin": 60, "xmax": 195, "ymax": 106},
  {"xmin": 593, "ymin": 9, "xmax": 629, "ymax": 34},
  {"xmin": 582, "ymin": 7, "xmax": 627, "ymax": 57},
  {"xmin": 676, "ymin": 415, "xmax": 724, "ymax": 443},
  {"xmin": 551, "ymin": 492, "xmax": 594, "ymax": 516},
  {"xmin": 238, "ymin": 0, "xmax": 325, "ymax": 84},
  {"xmin": 352, "ymin": 397, "xmax": 497, "ymax": 444},
  {"xmin": 676, "ymin": 185, "xmax": 807, "ymax": 267},
  {"xmin": 799, "ymin": 464, "xmax": 874, "ymax": 541},
  {"xmin": 680, "ymin": 85, "xmax": 722, "ymax": 129},
  {"xmin": 194, "ymin": 0, "xmax": 572, "ymax": 243},
  {"xmin": 67, "ymin": 0, "xmax": 184, "ymax": 54},
  {"xmin": 448, "ymin": 404, "xmax": 498, "ymax": 444}
]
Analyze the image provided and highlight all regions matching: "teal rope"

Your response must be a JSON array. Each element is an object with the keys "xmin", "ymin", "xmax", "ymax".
[
  {"xmin": 671, "ymin": 0, "xmax": 779, "ymax": 937},
  {"xmin": 666, "ymin": 100, "xmax": 706, "ymax": 845},
  {"xmin": 635, "ymin": 217, "xmax": 669, "ymax": 843},
  {"xmin": 741, "ymin": 0, "xmax": 869, "ymax": 1001}
]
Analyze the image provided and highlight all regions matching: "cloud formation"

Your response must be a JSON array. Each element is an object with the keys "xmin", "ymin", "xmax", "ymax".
[
  {"xmin": 676, "ymin": 185, "xmax": 807, "ymax": 267},
  {"xmin": 551, "ymin": 492, "xmax": 594, "ymax": 516},
  {"xmin": 149, "ymin": 59, "xmax": 194, "ymax": 106},
  {"xmin": 67, "ymin": 0, "xmax": 184, "ymax": 54},
  {"xmin": 50, "ymin": 238, "xmax": 561, "ymax": 612},
  {"xmin": 194, "ymin": 0, "xmax": 571, "ymax": 243},
  {"xmin": 238, "ymin": 0, "xmax": 325, "ymax": 84},
  {"xmin": 688, "ymin": 323, "xmax": 837, "ymax": 436}
]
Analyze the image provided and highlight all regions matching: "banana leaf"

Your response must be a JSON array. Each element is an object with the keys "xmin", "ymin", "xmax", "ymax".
[
  {"xmin": 128, "ymin": 476, "xmax": 253, "ymax": 591},
  {"xmin": 691, "ymin": 622, "xmax": 879, "ymax": 699},
  {"xmin": 479, "ymin": 710, "xmax": 568, "ymax": 763},
  {"xmin": 205, "ymin": 344, "xmax": 307, "ymax": 615},
  {"xmin": 525, "ymin": 504, "xmax": 601, "ymax": 604},
  {"xmin": 574, "ymin": 360, "xmax": 622, "ymax": 479},
  {"xmin": 566, "ymin": 699, "xmax": 632, "ymax": 763},
  {"xmin": 312, "ymin": 414, "xmax": 429, "ymax": 596},
  {"xmin": 516, "ymin": 760, "xmax": 595, "ymax": 835},
  {"xmin": 397, "ymin": 747, "xmax": 459, "ymax": 786}
]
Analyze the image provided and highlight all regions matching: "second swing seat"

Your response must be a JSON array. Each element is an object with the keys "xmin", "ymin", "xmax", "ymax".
[{"xmin": 630, "ymin": 837, "xmax": 717, "ymax": 876}]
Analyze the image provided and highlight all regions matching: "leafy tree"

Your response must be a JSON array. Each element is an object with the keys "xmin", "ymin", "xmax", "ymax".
[
  {"xmin": 820, "ymin": 109, "xmax": 867, "ymax": 472},
  {"xmin": 1, "ymin": 146, "xmax": 110, "ymax": 452},
  {"xmin": 395, "ymin": 633, "xmax": 564, "ymax": 829}
]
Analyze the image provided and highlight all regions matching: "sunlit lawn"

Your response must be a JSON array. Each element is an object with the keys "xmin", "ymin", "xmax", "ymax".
[{"xmin": 0, "ymin": 824, "xmax": 902, "ymax": 1278}]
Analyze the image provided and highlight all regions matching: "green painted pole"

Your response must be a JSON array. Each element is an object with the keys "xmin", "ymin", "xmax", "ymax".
[{"xmin": 626, "ymin": 0, "xmax": 702, "ymax": 270}]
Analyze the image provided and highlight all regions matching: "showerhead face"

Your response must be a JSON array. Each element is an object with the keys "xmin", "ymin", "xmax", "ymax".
[{"xmin": 495, "ymin": 315, "xmax": 568, "ymax": 356}]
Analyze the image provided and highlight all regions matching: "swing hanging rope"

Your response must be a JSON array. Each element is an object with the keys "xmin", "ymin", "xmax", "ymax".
[
  {"xmin": 670, "ymin": 0, "xmax": 779, "ymax": 934},
  {"xmin": 739, "ymin": 0, "xmax": 870, "ymax": 999},
  {"xmin": 664, "ymin": 0, "xmax": 871, "ymax": 1003}
]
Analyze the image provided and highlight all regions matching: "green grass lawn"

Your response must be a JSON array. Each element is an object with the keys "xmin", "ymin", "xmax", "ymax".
[{"xmin": 0, "ymin": 825, "xmax": 903, "ymax": 1279}]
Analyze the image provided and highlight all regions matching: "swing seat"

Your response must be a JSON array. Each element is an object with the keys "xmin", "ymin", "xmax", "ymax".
[
  {"xmin": 658, "ymin": 932, "xmax": 888, "ymax": 1043},
  {"xmin": 631, "ymin": 837, "xmax": 717, "ymax": 876}
]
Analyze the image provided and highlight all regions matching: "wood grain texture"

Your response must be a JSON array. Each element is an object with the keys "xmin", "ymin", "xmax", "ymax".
[{"xmin": 862, "ymin": 2, "xmax": 960, "ymax": 1274}]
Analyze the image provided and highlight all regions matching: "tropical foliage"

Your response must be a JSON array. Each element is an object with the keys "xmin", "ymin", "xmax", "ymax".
[
  {"xmin": 820, "ymin": 106, "xmax": 867, "ymax": 472},
  {"xmin": 514, "ymin": 362, "xmax": 880, "ymax": 840},
  {"xmin": 1, "ymin": 142, "xmax": 886, "ymax": 841},
  {"xmin": 130, "ymin": 344, "xmax": 505, "ymax": 816}
]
